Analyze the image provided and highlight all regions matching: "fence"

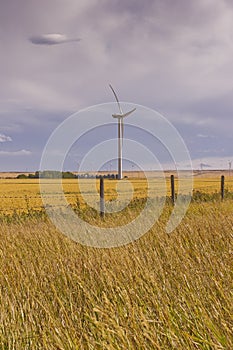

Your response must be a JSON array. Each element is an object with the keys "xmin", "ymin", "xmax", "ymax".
[{"xmin": 0, "ymin": 175, "xmax": 232, "ymax": 215}]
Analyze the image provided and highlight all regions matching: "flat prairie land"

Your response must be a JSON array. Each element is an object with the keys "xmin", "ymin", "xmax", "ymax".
[
  {"xmin": 0, "ymin": 172, "xmax": 232, "ymax": 214},
  {"xmin": 0, "ymin": 173, "xmax": 232, "ymax": 349}
]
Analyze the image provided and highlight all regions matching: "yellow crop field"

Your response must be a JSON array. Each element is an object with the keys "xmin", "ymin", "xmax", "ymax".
[
  {"xmin": 0, "ymin": 174, "xmax": 232, "ymax": 214},
  {"xmin": 0, "ymin": 172, "xmax": 232, "ymax": 348},
  {"xmin": 193, "ymin": 177, "xmax": 232, "ymax": 193},
  {"xmin": 0, "ymin": 200, "xmax": 232, "ymax": 349}
]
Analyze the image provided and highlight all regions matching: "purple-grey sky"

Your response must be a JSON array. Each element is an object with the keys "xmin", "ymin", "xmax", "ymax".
[{"xmin": 0, "ymin": 0, "xmax": 233, "ymax": 171}]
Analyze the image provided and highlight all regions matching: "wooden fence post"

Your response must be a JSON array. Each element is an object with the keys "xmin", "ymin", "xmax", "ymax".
[
  {"xmin": 100, "ymin": 177, "xmax": 105, "ymax": 217},
  {"xmin": 171, "ymin": 175, "xmax": 175, "ymax": 205},
  {"xmin": 221, "ymin": 175, "xmax": 225, "ymax": 200}
]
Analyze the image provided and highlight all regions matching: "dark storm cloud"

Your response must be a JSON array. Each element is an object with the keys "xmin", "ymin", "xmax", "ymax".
[{"xmin": 0, "ymin": 0, "xmax": 233, "ymax": 170}]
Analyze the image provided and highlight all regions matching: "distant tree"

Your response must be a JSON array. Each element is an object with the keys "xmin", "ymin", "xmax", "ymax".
[
  {"xmin": 62, "ymin": 171, "xmax": 76, "ymax": 179},
  {"xmin": 16, "ymin": 174, "xmax": 28, "ymax": 179},
  {"xmin": 40, "ymin": 171, "xmax": 62, "ymax": 179},
  {"xmin": 36, "ymin": 170, "xmax": 76, "ymax": 179},
  {"xmin": 34, "ymin": 171, "xmax": 40, "ymax": 178}
]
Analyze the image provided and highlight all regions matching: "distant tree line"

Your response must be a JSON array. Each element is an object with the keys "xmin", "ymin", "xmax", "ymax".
[
  {"xmin": 17, "ymin": 171, "xmax": 75, "ymax": 179},
  {"xmin": 16, "ymin": 171, "xmax": 119, "ymax": 179}
]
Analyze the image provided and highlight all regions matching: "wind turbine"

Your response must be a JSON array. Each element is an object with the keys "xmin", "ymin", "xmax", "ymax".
[
  {"xmin": 228, "ymin": 160, "xmax": 232, "ymax": 177},
  {"xmin": 109, "ymin": 84, "xmax": 136, "ymax": 180}
]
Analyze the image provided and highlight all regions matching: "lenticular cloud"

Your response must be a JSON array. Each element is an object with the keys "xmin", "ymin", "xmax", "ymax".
[{"xmin": 29, "ymin": 33, "xmax": 81, "ymax": 46}]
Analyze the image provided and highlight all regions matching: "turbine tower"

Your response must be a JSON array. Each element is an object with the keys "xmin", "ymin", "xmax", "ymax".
[
  {"xmin": 228, "ymin": 160, "xmax": 232, "ymax": 177},
  {"xmin": 109, "ymin": 84, "xmax": 136, "ymax": 180}
]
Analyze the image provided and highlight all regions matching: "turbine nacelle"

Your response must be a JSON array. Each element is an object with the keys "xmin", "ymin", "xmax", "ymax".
[{"xmin": 112, "ymin": 108, "xmax": 136, "ymax": 119}]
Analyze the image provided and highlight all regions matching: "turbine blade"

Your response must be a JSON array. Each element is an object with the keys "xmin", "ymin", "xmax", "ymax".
[
  {"xmin": 121, "ymin": 107, "xmax": 136, "ymax": 118},
  {"xmin": 109, "ymin": 84, "xmax": 123, "ymax": 114}
]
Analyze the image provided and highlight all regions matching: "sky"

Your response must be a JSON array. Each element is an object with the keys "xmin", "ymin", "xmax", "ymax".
[{"xmin": 0, "ymin": 0, "xmax": 233, "ymax": 171}]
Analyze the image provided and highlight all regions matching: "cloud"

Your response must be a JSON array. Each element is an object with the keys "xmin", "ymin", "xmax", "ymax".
[
  {"xmin": 0, "ymin": 149, "xmax": 31, "ymax": 156},
  {"xmin": 0, "ymin": 133, "xmax": 12, "ymax": 142},
  {"xmin": 197, "ymin": 134, "xmax": 209, "ymax": 138},
  {"xmin": 0, "ymin": 0, "xmax": 233, "ymax": 170},
  {"xmin": 29, "ymin": 33, "xmax": 81, "ymax": 46}
]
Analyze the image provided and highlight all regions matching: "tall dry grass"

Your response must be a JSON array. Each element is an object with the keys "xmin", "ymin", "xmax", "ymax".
[{"xmin": 0, "ymin": 201, "xmax": 232, "ymax": 349}]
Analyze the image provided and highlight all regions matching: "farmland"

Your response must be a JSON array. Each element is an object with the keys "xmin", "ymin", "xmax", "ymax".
[
  {"xmin": 0, "ymin": 173, "xmax": 232, "ymax": 349},
  {"xmin": 0, "ymin": 172, "xmax": 232, "ymax": 215}
]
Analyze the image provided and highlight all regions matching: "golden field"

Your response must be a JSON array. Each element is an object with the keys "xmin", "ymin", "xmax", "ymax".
[
  {"xmin": 0, "ymin": 172, "xmax": 232, "ymax": 214},
  {"xmin": 0, "ymin": 174, "xmax": 233, "ymax": 214},
  {"xmin": 0, "ymin": 173, "xmax": 232, "ymax": 349},
  {"xmin": 0, "ymin": 201, "xmax": 232, "ymax": 349}
]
